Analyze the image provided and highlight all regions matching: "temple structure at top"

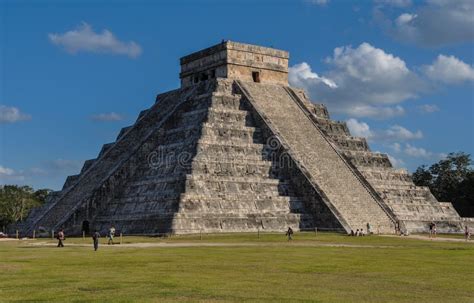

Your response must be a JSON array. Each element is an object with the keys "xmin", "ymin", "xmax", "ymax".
[{"xmin": 180, "ymin": 41, "xmax": 289, "ymax": 87}]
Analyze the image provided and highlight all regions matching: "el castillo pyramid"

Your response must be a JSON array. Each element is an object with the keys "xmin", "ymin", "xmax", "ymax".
[{"xmin": 18, "ymin": 41, "xmax": 465, "ymax": 236}]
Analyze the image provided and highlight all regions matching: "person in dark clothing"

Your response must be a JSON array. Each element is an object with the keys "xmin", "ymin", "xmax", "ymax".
[
  {"xmin": 429, "ymin": 222, "xmax": 435, "ymax": 238},
  {"xmin": 57, "ymin": 229, "xmax": 65, "ymax": 247},
  {"xmin": 92, "ymin": 230, "xmax": 100, "ymax": 251},
  {"xmin": 286, "ymin": 227, "xmax": 294, "ymax": 241}
]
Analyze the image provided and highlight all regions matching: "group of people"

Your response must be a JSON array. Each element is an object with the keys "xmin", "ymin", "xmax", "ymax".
[
  {"xmin": 348, "ymin": 223, "xmax": 372, "ymax": 237},
  {"xmin": 349, "ymin": 229, "xmax": 366, "ymax": 236},
  {"xmin": 56, "ymin": 226, "xmax": 116, "ymax": 251}
]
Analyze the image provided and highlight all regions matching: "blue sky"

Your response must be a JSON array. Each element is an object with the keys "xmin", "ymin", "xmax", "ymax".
[{"xmin": 1, "ymin": 0, "xmax": 473, "ymax": 190}]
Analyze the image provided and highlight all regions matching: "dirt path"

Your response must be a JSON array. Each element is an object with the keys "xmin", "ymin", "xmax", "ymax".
[
  {"xmin": 383, "ymin": 234, "xmax": 472, "ymax": 243},
  {"xmin": 25, "ymin": 241, "xmax": 397, "ymax": 249}
]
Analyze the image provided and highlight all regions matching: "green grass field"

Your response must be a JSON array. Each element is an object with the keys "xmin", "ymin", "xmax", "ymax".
[{"xmin": 1, "ymin": 233, "xmax": 473, "ymax": 302}]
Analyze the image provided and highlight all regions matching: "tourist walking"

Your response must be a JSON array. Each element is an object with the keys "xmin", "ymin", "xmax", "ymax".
[
  {"xmin": 56, "ymin": 229, "xmax": 65, "ymax": 247},
  {"xmin": 429, "ymin": 222, "xmax": 435, "ymax": 238},
  {"xmin": 366, "ymin": 222, "xmax": 372, "ymax": 235},
  {"xmin": 92, "ymin": 230, "xmax": 100, "ymax": 251},
  {"xmin": 465, "ymin": 226, "xmax": 471, "ymax": 241},
  {"xmin": 286, "ymin": 227, "xmax": 294, "ymax": 241},
  {"xmin": 108, "ymin": 226, "xmax": 116, "ymax": 245}
]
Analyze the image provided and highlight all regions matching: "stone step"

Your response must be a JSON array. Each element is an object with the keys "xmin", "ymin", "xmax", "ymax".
[
  {"xmin": 120, "ymin": 188, "xmax": 182, "ymax": 200},
  {"xmin": 206, "ymin": 107, "xmax": 250, "ymax": 126},
  {"xmin": 93, "ymin": 212, "xmax": 177, "ymax": 222},
  {"xmin": 62, "ymin": 174, "xmax": 80, "ymax": 190},
  {"xmin": 330, "ymin": 135, "xmax": 370, "ymax": 152},
  {"xmin": 98, "ymin": 142, "xmax": 115, "ymax": 158},
  {"xmin": 343, "ymin": 150, "xmax": 392, "ymax": 168},
  {"xmin": 368, "ymin": 179, "xmax": 415, "ymax": 189},
  {"xmin": 161, "ymin": 125, "xmax": 202, "ymax": 145},
  {"xmin": 191, "ymin": 159, "xmax": 273, "ymax": 177},
  {"xmin": 358, "ymin": 167, "xmax": 411, "ymax": 180},
  {"xmin": 184, "ymin": 174, "xmax": 287, "ymax": 195},
  {"xmin": 136, "ymin": 109, "xmax": 150, "ymax": 121},
  {"xmin": 210, "ymin": 93, "xmax": 244, "ymax": 110},
  {"xmin": 80, "ymin": 159, "xmax": 96, "ymax": 174},
  {"xmin": 177, "ymin": 108, "xmax": 209, "ymax": 125},
  {"xmin": 180, "ymin": 195, "xmax": 305, "ymax": 213},
  {"xmin": 314, "ymin": 117, "xmax": 350, "ymax": 136},
  {"xmin": 103, "ymin": 198, "xmax": 179, "ymax": 215},
  {"xmin": 200, "ymin": 123, "xmax": 262, "ymax": 144},
  {"xmin": 380, "ymin": 187, "xmax": 432, "ymax": 199},
  {"xmin": 309, "ymin": 103, "xmax": 330, "ymax": 119},
  {"xmin": 116, "ymin": 126, "xmax": 133, "ymax": 141}
]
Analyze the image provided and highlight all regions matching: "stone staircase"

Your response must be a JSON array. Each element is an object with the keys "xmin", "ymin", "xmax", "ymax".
[
  {"xmin": 237, "ymin": 81, "xmax": 396, "ymax": 234},
  {"xmin": 171, "ymin": 87, "xmax": 315, "ymax": 233},
  {"xmin": 292, "ymin": 88, "xmax": 463, "ymax": 233}
]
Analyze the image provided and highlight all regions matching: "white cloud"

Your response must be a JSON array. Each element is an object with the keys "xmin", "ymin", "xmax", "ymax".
[
  {"xmin": 402, "ymin": 143, "xmax": 445, "ymax": 160},
  {"xmin": 395, "ymin": 13, "xmax": 417, "ymax": 26},
  {"xmin": 346, "ymin": 118, "xmax": 373, "ymax": 138},
  {"xmin": 383, "ymin": 125, "xmax": 423, "ymax": 141},
  {"xmin": 49, "ymin": 22, "xmax": 142, "ymax": 58},
  {"xmin": 0, "ymin": 166, "xmax": 25, "ymax": 183},
  {"xmin": 386, "ymin": 0, "xmax": 474, "ymax": 46},
  {"xmin": 289, "ymin": 62, "xmax": 337, "ymax": 89},
  {"xmin": 422, "ymin": 54, "xmax": 474, "ymax": 84},
  {"xmin": 418, "ymin": 104, "xmax": 439, "ymax": 113},
  {"xmin": 0, "ymin": 105, "xmax": 31, "ymax": 123},
  {"xmin": 345, "ymin": 119, "xmax": 422, "ymax": 143},
  {"xmin": 308, "ymin": 0, "xmax": 330, "ymax": 6},
  {"xmin": 349, "ymin": 105, "xmax": 405, "ymax": 119},
  {"xmin": 387, "ymin": 154, "xmax": 405, "ymax": 168},
  {"xmin": 289, "ymin": 42, "xmax": 424, "ymax": 119},
  {"xmin": 404, "ymin": 143, "xmax": 432, "ymax": 158},
  {"xmin": 47, "ymin": 159, "xmax": 82, "ymax": 172},
  {"xmin": 389, "ymin": 142, "xmax": 401, "ymax": 153},
  {"xmin": 91, "ymin": 112, "xmax": 124, "ymax": 122},
  {"xmin": 0, "ymin": 166, "xmax": 15, "ymax": 176},
  {"xmin": 374, "ymin": 0, "xmax": 412, "ymax": 8}
]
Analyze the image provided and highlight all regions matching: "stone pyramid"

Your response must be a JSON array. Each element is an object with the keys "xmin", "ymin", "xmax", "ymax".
[{"xmin": 18, "ymin": 41, "xmax": 464, "ymax": 236}]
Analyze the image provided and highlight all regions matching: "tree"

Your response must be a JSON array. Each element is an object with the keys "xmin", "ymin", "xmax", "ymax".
[
  {"xmin": 0, "ymin": 185, "xmax": 51, "ymax": 229},
  {"xmin": 413, "ymin": 152, "xmax": 474, "ymax": 217},
  {"xmin": 412, "ymin": 165, "xmax": 432, "ymax": 187}
]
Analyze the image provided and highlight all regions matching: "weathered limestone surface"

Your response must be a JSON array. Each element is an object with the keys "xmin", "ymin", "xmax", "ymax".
[
  {"xmin": 16, "ymin": 41, "xmax": 464, "ymax": 236},
  {"xmin": 180, "ymin": 41, "xmax": 289, "ymax": 87},
  {"xmin": 292, "ymin": 89, "xmax": 463, "ymax": 233},
  {"xmin": 237, "ymin": 81, "xmax": 396, "ymax": 234}
]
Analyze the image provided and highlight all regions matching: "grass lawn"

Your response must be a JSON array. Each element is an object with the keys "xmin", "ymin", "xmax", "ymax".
[{"xmin": 1, "ymin": 232, "xmax": 473, "ymax": 302}]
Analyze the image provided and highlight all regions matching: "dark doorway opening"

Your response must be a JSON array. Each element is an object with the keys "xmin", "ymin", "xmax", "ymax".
[
  {"xmin": 82, "ymin": 220, "xmax": 90, "ymax": 234},
  {"xmin": 200, "ymin": 73, "xmax": 209, "ymax": 81},
  {"xmin": 252, "ymin": 71, "xmax": 260, "ymax": 83}
]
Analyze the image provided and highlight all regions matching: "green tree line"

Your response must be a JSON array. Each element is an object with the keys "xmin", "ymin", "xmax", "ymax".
[
  {"xmin": 0, "ymin": 185, "xmax": 51, "ymax": 231},
  {"xmin": 412, "ymin": 152, "xmax": 474, "ymax": 217}
]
